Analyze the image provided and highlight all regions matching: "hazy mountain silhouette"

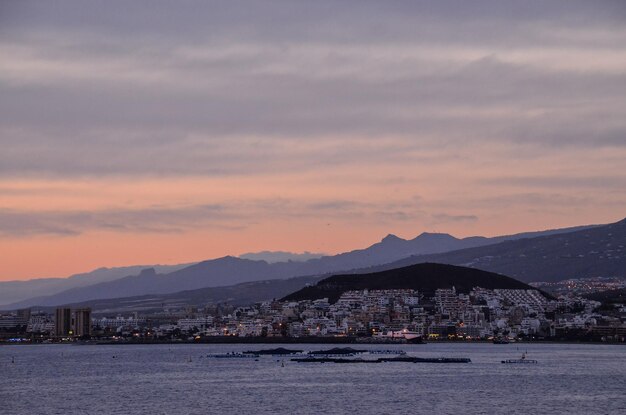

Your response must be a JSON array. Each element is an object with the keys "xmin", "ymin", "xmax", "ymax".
[
  {"xmin": 2, "ymin": 257, "xmax": 279, "ymax": 309},
  {"xmin": 0, "ymin": 221, "xmax": 606, "ymax": 309},
  {"xmin": 371, "ymin": 218, "xmax": 626, "ymax": 283},
  {"xmin": 46, "ymin": 263, "xmax": 537, "ymax": 313},
  {"xmin": 239, "ymin": 251, "xmax": 325, "ymax": 263},
  {"xmin": 0, "ymin": 263, "xmax": 193, "ymax": 306},
  {"xmin": 263, "ymin": 224, "xmax": 597, "ymax": 276},
  {"xmin": 40, "ymin": 275, "xmax": 322, "ymax": 313}
]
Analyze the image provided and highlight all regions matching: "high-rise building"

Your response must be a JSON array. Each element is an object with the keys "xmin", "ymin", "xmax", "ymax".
[
  {"xmin": 17, "ymin": 308, "xmax": 31, "ymax": 323},
  {"xmin": 72, "ymin": 308, "xmax": 92, "ymax": 337},
  {"xmin": 55, "ymin": 307, "xmax": 72, "ymax": 337}
]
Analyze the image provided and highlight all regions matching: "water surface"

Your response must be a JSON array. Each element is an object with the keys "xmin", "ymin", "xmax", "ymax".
[{"xmin": 1, "ymin": 343, "xmax": 624, "ymax": 414}]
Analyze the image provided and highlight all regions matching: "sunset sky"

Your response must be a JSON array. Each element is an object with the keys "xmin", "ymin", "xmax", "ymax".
[{"xmin": 1, "ymin": 1, "xmax": 626, "ymax": 281}]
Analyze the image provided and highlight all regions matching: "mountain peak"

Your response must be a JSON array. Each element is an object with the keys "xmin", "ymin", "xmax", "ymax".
[
  {"xmin": 416, "ymin": 232, "xmax": 455, "ymax": 239},
  {"xmin": 381, "ymin": 234, "xmax": 404, "ymax": 243},
  {"xmin": 216, "ymin": 255, "xmax": 246, "ymax": 263},
  {"xmin": 138, "ymin": 268, "xmax": 156, "ymax": 277}
]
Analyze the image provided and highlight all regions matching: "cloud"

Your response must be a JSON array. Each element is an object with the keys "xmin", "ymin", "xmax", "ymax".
[
  {"xmin": 432, "ymin": 214, "xmax": 479, "ymax": 223},
  {"xmin": 1, "ymin": 0, "xmax": 625, "ymax": 249},
  {"xmin": 0, "ymin": 205, "xmax": 234, "ymax": 238},
  {"xmin": 0, "ymin": 1, "xmax": 625, "ymax": 180},
  {"xmin": 459, "ymin": 193, "xmax": 595, "ymax": 210},
  {"xmin": 483, "ymin": 175, "xmax": 626, "ymax": 189},
  {"xmin": 0, "ymin": 195, "xmax": 436, "ymax": 238},
  {"xmin": 306, "ymin": 200, "xmax": 365, "ymax": 212}
]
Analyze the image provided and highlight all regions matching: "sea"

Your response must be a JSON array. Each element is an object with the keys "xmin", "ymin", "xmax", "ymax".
[{"xmin": 1, "ymin": 342, "xmax": 625, "ymax": 414}]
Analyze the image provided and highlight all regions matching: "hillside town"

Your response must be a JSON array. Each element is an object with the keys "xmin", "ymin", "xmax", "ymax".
[{"xmin": 1, "ymin": 284, "xmax": 625, "ymax": 343}]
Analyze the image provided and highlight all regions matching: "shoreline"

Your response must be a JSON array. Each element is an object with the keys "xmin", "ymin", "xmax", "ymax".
[{"xmin": 1, "ymin": 337, "xmax": 624, "ymax": 346}]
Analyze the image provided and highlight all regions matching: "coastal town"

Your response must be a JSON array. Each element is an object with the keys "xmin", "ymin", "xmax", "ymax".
[{"xmin": 2, "ymin": 279, "xmax": 625, "ymax": 344}]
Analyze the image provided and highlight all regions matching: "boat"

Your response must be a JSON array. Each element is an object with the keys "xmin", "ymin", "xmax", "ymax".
[
  {"xmin": 501, "ymin": 351, "xmax": 537, "ymax": 364},
  {"xmin": 492, "ymin": 337, "xmax": 510, "ymax": 344},
  {"xmin": 405, "ymin": 336, "xmax": 426, "ymax": 344},
  {"xmin": 376, "ymin": 330, "xmax": 425, "ymax": 343}
]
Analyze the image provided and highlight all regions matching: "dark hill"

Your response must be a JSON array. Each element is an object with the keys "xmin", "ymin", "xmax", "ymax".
[{"xmin": 281, "ymin": 263, "xmax": 534, "ymax": 303}]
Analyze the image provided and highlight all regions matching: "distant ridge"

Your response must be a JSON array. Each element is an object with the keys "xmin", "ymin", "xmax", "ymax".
[
  {"xmin": 282, "ymin": 263, "xmax": 535, "ymax": 303},
  {"xmin": 0, "ymin": 219, "xmax": 609, "ymax": 309},
  {"xmin": 30, "ymin": 264, "xmax": 537, "ymax": 314},
  {"xmin": 42, "ymin": 275, "xmax": 323, "ymax": 314},
  {"xmin": 379, "ymin": 217, "xmax": 626, "ymax": 283},
  {"xmin": 0, "ymin": 263, "xmax": 194, "ymax": 307},
  {"xmin": 239, "ymin": 251, "xmax": 325, "ymax": 263}
]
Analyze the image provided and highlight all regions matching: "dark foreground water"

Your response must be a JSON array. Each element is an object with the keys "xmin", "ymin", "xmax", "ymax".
[{"xmin": 1, "ymin": 343, "xmax": 625, "ymax": 414}]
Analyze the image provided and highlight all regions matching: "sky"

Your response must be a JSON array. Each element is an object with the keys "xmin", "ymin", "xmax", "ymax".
[{"xmin": 1, "ymin": 1, "xmax": 626, "ymax": 281}]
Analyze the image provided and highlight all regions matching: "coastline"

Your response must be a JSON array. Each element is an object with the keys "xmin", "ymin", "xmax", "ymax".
[{"xmin": 2, "ymin": 336, "xmax": 624, "ymax": 346}]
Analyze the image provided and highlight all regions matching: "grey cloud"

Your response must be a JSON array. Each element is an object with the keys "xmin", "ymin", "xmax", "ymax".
[
  {"xmin": 0, "ymin": 205, "xmax": 235, "ymax": 238},
  {"xmin": 460, "ymin": 193, "xmax": 595, "ymax": 210},
  {"xmin": 2, "ymin": 1, "xmax": 625, "ymax": 47},
  {"xmin": 0, "ymin": 186, "xmax": 69, "ymax": 196},
  {"xmin": 1, "ymin": 1, "xmax": 625, "ymax": 179},
  {"xmin": 483, "ymin": 176, "xmax": 626, "ymax": 189},
  {"xmin": 432, "ymin": 214, "xmax": 479, "ymax": 223},
  {"xmin": 307, "ymin": 201, "xmax": 365, "ymax": 212},
  {"xmin": 372, "ymin": 211, "xmax": 416, "ymax": 223},
  {"xmin": 0, "ymin": 197, "xmax": 431, "ymax": 238}
]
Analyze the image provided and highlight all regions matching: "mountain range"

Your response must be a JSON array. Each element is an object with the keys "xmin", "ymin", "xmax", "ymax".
[
  {"xmin": 31, "ymin": 264, "xmax": 535, "ymax": 314},
  {"xmin": 0, "ymin": 263, "xmax": 193, "ymax": 307},
  {"xmin": 32, "ymin": 275, "xmax": 322, "ymax": 314},
  {"xmin": 238, "ymin": 251, "xmax": 325, "ymax": 263},
  {"xmin": 2, "ymin": 218, "xmax": 622, "ymax": 310},
  {"xmin": 379, "ymin": 217, "xmax": 626, "ymax": 283}
]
